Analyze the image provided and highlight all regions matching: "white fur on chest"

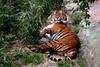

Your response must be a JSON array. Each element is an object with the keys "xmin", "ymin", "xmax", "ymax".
[
  {"xmin": 40, "ymin": 24, "xmax": 54, "ymax": 33},
  {"xmin": 45, "ymin": 24, "xmax": 54, "ymax": 29}
]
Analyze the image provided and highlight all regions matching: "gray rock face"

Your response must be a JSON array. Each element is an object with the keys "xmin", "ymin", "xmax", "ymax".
[
  {"xmin": 78, "ymin": 22, "xmax": 100, "ymax": 67},
  {"xmin": 63, "ymin": 0, "xmax": 78, "ymax": 14},
  {"xmin": 78, "ymin": 0, "xmax": 100, "ymax": 67}
]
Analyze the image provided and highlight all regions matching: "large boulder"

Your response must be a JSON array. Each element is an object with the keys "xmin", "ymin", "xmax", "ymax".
[
  {"xmin": 78, "ymin": 22, "xmax": 100, "ymax": 67},
  {"xmin": 78, "ymin": 0, "xmax": 100, "ymax": 67},
  {"xmin": 63, "ymin": 0, "xmax": 78, "ymax": 14}
]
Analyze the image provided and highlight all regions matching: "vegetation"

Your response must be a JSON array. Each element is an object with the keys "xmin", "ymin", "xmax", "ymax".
[
  {"xmin": 0, "ymin": 48, "xmax": 44, "ymax": 67},
  {"xmin": 0, "ymin": 52, "xmax": 13, "ymax": 67},
  {"xmin": 57, "ymin": 55, "xmax": 85, "ymax": 67},
  {"xmin": 0, "ymin": 0, "xmax": 95, "ymax": 67},
  {"xmin": 57, "ymin": 59, "xmax": 72, "ymax": 67},
  {"xmin": 0, "ymin": 0, "xmax": 63, "ymax": 48},
  {"xmin": 71, "ymin": 0, "xmax": 95, "ymax": 32},
  {"xmin": 74, "ymin": 0, "xmax": 95, "ymax": 12},
  {"xmin": 72, "ymin": 11, "xmax": 85, "ymax": 32},
  {"xmin": 0, "ymin": 0, "xmax": 63, "ymax": 67},
  {"xmin": 23, "ymin": 53, "xmax": 44, "ymax": 65},
  {"xmin": 77, "ymin": 55, "xmax": 85, "ymax": 67}
]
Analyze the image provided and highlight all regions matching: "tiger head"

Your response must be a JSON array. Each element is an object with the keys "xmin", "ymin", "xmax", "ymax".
[{"xmin": 48, "ymin": 9, "xmax": 71, "ymax": 24}]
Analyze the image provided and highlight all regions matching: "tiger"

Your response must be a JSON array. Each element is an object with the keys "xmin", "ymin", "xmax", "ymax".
[
  {"xmin": 38, "ymin": 23, "xmax": 80, "ymax": 61},
  {"xmin": 47, "ymin": 9, "xmax": 72, "ymax": 27},
  {"xmin": 24, "ymin": 22, "xmax": 80, "ymax": 67}
]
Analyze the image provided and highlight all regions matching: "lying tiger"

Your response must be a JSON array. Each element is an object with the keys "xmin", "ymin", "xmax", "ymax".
[
  {"xmin": 26, "ymin": 22, "xmax": 80, "ymax": 61},
  {"xmin": 25, "ymin": 9, "xmax": 80, "ymax": 67},
  {"xmin": 39, "ymin": 22, "xmax": 80, "ymax": 59}
]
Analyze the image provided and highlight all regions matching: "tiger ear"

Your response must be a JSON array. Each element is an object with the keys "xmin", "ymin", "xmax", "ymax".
[
  {"xmin": 63, "ymin": 9, "xmax": 71, "ymax": 16},
  {"xmin": 63, "ymin": 9, "xmax": 68, "ymax": 14},
  {"xmin": 65, "ymin": 10, "xmax": 68, "ymax": 14},
  {"xmin": 48, "ymin": 10, "xmax": 54, "ymax": 19},
  {"xmin": 48, "ymin": 10, "xmax": 54, "ymax": 20},
  {"xmin": 59, "ymin": 9, "xmax": 67, "ymax": 15},
  {"xmin": 62, "ymin": 8, "xmax": 67, "ymax": 13}
]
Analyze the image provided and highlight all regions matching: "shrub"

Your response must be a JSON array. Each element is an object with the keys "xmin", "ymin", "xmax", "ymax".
[
  {"xmin": 0, "ymin": 52, "xmax": 13, "ymax": 67},
  {"xmin": 71, "ymin": 11, "xmax": 85, "ymax": 32},
  {"xmin": 0, "ymin": 0, "xmax": 63, "ymax": 46}
]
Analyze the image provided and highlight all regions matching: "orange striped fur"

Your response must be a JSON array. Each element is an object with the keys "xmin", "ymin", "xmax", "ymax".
[{"xmin": 38, "ymin": 23, "xmax": 80, "ymax": 59}]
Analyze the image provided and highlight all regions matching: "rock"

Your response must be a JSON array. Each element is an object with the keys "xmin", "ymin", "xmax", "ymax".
[
  {"xmin": 88, "ymin": 0, "xmax": 100, "ymax": 23},
  {"xmin": 78, "ymin": 0, "xmax": 100, "ymax": 67},
  {"xmin": 78, "ymin": 22, "xmax": 100, "ymax": 67},
  {"xmin": 65, "ymin": 3, "xmax": 78, "ymax": 11},
  {"xmin": 63, "ymin": 0, "xmax": 78, "ymax": 14}
]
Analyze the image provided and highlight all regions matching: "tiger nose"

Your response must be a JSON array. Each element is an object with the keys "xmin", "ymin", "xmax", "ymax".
[
  {"xmin": 57, "ymin": 17, "xmax": 61, "ymax": 21},
  {"xmin": 54, "ymin": 17, "xmax": 60, "ymax": 21}
]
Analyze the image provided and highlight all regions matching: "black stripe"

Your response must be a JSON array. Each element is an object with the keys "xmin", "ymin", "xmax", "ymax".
[
  {"xmin": 51, "ymin": 33, "xmax": 58, "ymax": 40},
  {"xmin": 59, "ymin": 32, "xmax": 73, "ymax": 39},
  {"xmin": 53, "ymin": 40, "xmax": 64, "ymax": 44},
  {"xmin": 50, "ymin": 41, "xmax": 59, "ymax": 50},
  {"xmin": 62, "ymin": 47, "xmax": 72, "ymax": 53},
  {"xmin": 52, "ymin": 29, "xmax": 69, "ymax": 40},
  {"xmin": 48, "ymin": 41, "xmax": 54, "ymax": 48},
  {"xmin": 44, "ymin": 42, "xmax": 50, "ymax": 48},
  {"xmin": 57, "ymin": 28, "xmax": 65, "ymax": 36},
  {"xmin": 50, "ymin": 28, "xmax": 52, "ymax": 34},
  {"xmin": 56, "ymin": 44, "xmax": 66, "ymax": 51},
  {"xmin": 58, "ymin": 32, "xmax": 69, "ymax": 39},
  {"xmin": 55, "ymin": 43, "xmax": 61, "ymax": 51},
  {"xmin": 53, "ymin": 27, "xmax": 65, "ymax": 38}
]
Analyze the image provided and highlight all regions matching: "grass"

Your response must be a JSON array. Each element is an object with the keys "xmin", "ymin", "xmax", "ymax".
[
  {"xmin": 57, "ymin": 59, "xmax": 72, "ymax": 67},
  {"xmin": 57, "ymin": 61, "xmax": 71, "ymax": 67},
  {"xmin": 23, "ymin": 53, "xmax": 44, "ymax": 65},
  {"xmin": 77, "ymin": 55, "xmax": 85, "ymax": 67},
  {"xmin": 0, "ymin": 47, "xmax": 44, "ymax": 67},
  {"xmin": 57, "ymin": 55, "xmax": 85, "ymax": 67}
]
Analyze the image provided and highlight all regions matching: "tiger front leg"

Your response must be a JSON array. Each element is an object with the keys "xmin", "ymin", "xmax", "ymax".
[
  {"xmin": 38, "ymin": 42, "xmax": 50, "ymax": 50},
  {"xmin": 24, "ymin": 43, "xmax": 49, "ymax": 53}
]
